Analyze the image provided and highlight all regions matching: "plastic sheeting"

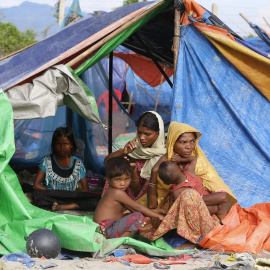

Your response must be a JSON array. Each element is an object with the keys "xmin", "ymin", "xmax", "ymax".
[
  {"xmin": 125, "ymin": 65, "xmax": 172, "ymax": 130},
  {"xmin": 200, "ymin": 203, "xmax": 270, "ymax": 253},
  {"xmin": 245, "ymin": 37, "xmax": 270, "ymax": 54},
  {"xmin": 250, "ymin": 22, "xmax": 270, "ymax": 47},
  {"xmin": 9, "ymin": 58, "xmax": 127, "ymax": 171},
  {"xmin": 171, "ymin": 24, "xmax": 270, "ymax": 207},
  {"xmin": 4, "ymin": 65, "xmax": 100, "ymax": 123}
]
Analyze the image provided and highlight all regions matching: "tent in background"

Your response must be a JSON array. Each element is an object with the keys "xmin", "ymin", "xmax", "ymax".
[
  {"xmin": 245, "ymin": 37, "xmax": 270, "ymax": 54},
  {"xmin": 0, "ymin": 0, "xmax": 270, "ymax": 255}
]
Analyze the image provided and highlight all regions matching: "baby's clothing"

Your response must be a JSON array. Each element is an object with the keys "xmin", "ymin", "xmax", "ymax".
[
  {"xmin": 98, "ymin": 212, "xmax": 147, "ymax": 239},
  {"xmin": 39, "ymin": 155, "xmax": 86, "ymax": 190},
  {"xmin": 172, "ymin": 171, "xmax": 210, "ymax": 196}
]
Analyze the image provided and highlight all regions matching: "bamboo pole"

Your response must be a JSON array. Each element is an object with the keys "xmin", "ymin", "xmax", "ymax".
[
  {"xmin": 108, "ymin": 52, "xmax": 113, "ymax": 154},
  {"xmin": 59, "ymin": 0, "xmax": 65, "ymax": 26},
  {"xmin": 127, "ymin": 91, "xmax": 134, "ymax": 114},
  {"xmin": 263, "ymin": 17, "xmax": 270, "ymax": 29},
  {"xmin": 173, "ymin": 2, "xmax": 181, "ymax": 81},
  {"xmin": 239, "ymin": 13, "xmax": 251, "ymax": 25},
  {"xmin": 154, "ymin": 67, "xmax": 165, "ymax": 111},
  {"xmin": 66, "ymin": 2, "xmax": 163, "ymax": 68}
]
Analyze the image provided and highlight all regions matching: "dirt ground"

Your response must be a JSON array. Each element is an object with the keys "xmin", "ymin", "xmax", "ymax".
[{"xmin": 0, "ymin": 251, "xmax": 255, "ymax": 270}]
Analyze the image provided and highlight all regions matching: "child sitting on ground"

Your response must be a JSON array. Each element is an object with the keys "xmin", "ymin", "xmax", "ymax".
[
  {"xmin": 158, "ymin": 159, "xmax": 228, "ymax": 222},
  {"xmin": 94, "ymin": 157, "xmax": 165, "ymax": 239}
]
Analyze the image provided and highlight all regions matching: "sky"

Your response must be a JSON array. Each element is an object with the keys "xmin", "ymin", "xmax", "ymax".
[{"xmin": 0, "ymin": 0, "xmax": 270, "ymax": 37}]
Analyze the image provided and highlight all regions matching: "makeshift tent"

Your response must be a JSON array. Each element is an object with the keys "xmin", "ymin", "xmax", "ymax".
[
  {"xmin": 1, "ymin": 0, "xmax": 270, "ymax": 255},
  {"xmin": 0, "ymin": 0, "xmax": 183, "ymax": 256}
]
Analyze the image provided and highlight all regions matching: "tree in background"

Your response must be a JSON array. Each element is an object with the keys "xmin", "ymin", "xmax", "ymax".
[
  {"xmin": 54, "ymin": 1, "xmax": 60, "ymax": 21},
  {"xmin": 0, "ymin": 21, "xmax": 36, "ymax": 58}
]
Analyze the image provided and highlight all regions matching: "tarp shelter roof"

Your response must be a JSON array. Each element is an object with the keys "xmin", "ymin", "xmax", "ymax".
[
  {"xmin": 0, "ymin": 0, "xmax": 174, "ymax": 91},
  {"xmin": 0, "ymin": 0, "xmax": 241, "ymax": 92}
]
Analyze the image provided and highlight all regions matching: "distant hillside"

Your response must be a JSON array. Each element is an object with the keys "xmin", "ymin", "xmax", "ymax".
[{"xmin": 0, "ymin": 1, "xmax": 87, "ymax": 41}]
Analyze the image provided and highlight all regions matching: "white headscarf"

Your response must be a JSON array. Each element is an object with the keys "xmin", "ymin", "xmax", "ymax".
[{"xmin": 128, "ymin": 111, "xmax": 166, "ymax": 180}]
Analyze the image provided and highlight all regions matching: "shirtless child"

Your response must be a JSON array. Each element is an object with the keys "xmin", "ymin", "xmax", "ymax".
[
  {"xmin": 158, "ymin": 159, "xmax": 228, "ymax": 222},
  {"xmin": 94, "ymin": 157, "xmax": 165, "ymax": 239}
]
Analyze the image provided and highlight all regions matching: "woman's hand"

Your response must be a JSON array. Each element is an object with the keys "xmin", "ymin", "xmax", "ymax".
[
  {"xmin": 104, "ymin": 138, "xmax": 137, "ymax": 164},
  {"xmin": 123, "ymin": 138, "xmax": 138, "ymax": 155}
]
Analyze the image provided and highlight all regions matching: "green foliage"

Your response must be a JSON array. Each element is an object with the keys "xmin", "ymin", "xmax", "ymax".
[
  {"xmin": 54, "ymin": 0, "xmax": 60, "ymax": 21},
  {"xmin": 0, "ymin": 21, "xmax": 36, "ymax": 58},
  {"xmin": 242, "ymin": 34, "xmax": 254, "ymax": 39}
]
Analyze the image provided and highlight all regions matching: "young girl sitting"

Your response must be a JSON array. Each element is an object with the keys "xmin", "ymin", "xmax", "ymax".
[
  {"xmin": 32, "ymin": 127, "xmax": 98, "ymax": 211},
  {"xmin": 158, "ymin": 160, "xmax": 228, "ymax": 222},
  {"xmin": 94, "ymin": 157, "xmax": 166, "ymax": 239}
]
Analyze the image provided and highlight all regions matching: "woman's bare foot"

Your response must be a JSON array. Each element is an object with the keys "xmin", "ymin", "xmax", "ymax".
[
  {"xmin": 52, "ymin": 202, "xmax": 61, "ymax": 211},
  {"xmin": 216, "ymin": 202, "xmax": 228, "ymax": 222},
  {"xmin": 174, "ymin": 241, "xmax": 196, "ymax": 250}
]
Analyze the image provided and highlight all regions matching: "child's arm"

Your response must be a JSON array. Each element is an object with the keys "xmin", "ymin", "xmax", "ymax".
[
  {"xmin": 80, "ymin": 176, "xmax": 89, "ymax": 192},
  {"xmin": 116, "ymin": 189, "xmax": 165, "ymax": 220},
  {"xmin": 148, "ymin": 154, "xmax": 167, "ymax": 209},
  {"xmin": 185, "ymin": 156, "xmax": 197, "ymax": 176},
  {"xmin": 33, "ymin": 168, "xmax": 47, "ymax": 190},
  {"xmin": 171, "ymin": 153, "xmax": 196, "ymax": 164}
]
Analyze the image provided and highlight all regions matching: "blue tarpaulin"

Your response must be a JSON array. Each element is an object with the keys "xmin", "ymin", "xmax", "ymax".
[
  {"xmin": 171, "ymin": 24, "xmax": 270, "ymax": 207},
  {"xmin": 250, "ymin": 22, "xmax": 270, "ymax": 47}
]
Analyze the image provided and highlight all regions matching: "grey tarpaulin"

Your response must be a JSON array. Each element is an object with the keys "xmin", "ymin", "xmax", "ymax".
[{"xmin": 4, "ymin": 65, "xmax": 101, "ymax": 124}]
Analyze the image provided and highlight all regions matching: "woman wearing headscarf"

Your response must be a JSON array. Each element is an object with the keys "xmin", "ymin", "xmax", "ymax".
[
  {"xmin": 139, "ymin": 122, "xmax": 237, "ymax": 249},
  {"xmin": 102, "ymin": 111, "xmax": 166, "ymax": 201}
]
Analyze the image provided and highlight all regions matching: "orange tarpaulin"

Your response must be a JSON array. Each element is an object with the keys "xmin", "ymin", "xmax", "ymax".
[
  {"xmin": 200, "ymin": 203, "xmax": 270, "ymax": 254},
  {"xmin": 114, "ymin": 52, "xmax": 173, "ymax": 87}
]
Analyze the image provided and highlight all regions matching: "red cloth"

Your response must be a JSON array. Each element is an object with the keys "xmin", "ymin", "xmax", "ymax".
[
  {"xmin": 97, "ymin": 89, "xmax": 122, "ymax": 114},
  {"xmin": 172, "ymin": 171, "xmax": 210, "ymax": 196},
  {"xmin": 105, "ymin": 254, "xmax": 188, "ymax": 265}
]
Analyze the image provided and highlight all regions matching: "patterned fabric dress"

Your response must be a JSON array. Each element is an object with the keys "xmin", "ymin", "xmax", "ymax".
[
  {"xmin": 102, "ymin": 159, "xmax": 149, "ymax": 200},
  {"xmin": 41, "ymin": 155, "xmax": 83, "ymax": 190},
  {"xmin": 99, "ymin": 212, "xmax": 147, "ymax": 239},
  {"xmin": 139, "ymin": 189, "xmax": 219, "ymax": 243}
]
